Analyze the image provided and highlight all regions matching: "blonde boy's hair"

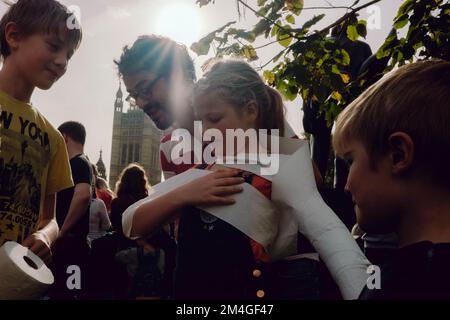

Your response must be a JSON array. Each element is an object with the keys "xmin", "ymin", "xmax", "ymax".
[
  {"xmin": 0, "ymin": 0, "xmax": 82, "ymax": 58},
  {"xmin": 333, "ymin": 59, "xmax": 450, "ymax": 188}
]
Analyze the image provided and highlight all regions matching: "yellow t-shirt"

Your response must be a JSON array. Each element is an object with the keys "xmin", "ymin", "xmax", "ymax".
[{"xmin": 0, "ymin": 91, "xmax": 73, "ymax": 246}]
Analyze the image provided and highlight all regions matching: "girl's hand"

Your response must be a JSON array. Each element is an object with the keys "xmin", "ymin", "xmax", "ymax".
[{"xmin": 178, "ymin": 169, "xmax": 245, "ymax": 207}]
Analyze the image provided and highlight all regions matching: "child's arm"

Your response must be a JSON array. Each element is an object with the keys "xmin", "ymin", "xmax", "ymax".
[
  {"xmin": 130, "ymin": 170, "xmax": 244, "ymax": 238},
  {"xmin": 21, "ymin": 194, "xmax": 59, "ymax": 265}
]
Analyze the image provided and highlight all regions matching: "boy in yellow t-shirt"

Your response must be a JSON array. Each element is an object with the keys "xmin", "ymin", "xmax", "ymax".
[{"xmin": 0, "ymin": 0, "xmax": 82, "ymax": 264}]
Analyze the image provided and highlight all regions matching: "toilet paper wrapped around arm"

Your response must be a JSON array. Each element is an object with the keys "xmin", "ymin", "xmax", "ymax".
[
  {"xmin": 270, "ymin": 137, "xmax": 371, "ymax": 300},
  {"xmin": 0, "ymin": 242, "xmax": 54, "ymax": 300},
  {"xmin": 122, "ymin": 167, "xmax": 298, "ymax": 260},
  {"xmin": 122, "ymin": 136, "xmax": 370, "ymax": 299}
]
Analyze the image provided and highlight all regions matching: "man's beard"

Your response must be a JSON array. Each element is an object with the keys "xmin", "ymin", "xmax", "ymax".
[{"xmin": 143, "ymin": 102, "xmax": 173, "ymax": 130}]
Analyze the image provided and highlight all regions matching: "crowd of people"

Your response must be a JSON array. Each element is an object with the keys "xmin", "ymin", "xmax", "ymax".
[{"xmin": 1, "ymin": 0, "xmax": 450, "ymax": 301}]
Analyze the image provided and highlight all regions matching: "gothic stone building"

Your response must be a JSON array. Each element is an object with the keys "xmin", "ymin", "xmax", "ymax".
[{"xmin": 109, "ymin": 83, "xmax": 162, "ymax": 189}]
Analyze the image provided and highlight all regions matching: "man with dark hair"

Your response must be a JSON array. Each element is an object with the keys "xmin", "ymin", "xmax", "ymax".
[
  {"xmin": 115, "ymin": 36, "xmax": 301, "ymax": 180},
  {"xmin": 51, "ymin": 121, "xmax": 93, "ymax": 299},
  {"xmin": 57, "ymin": 121, "xmax": 87, "ymax": 145},
  {"xmin": 115, "ymin": 35, "xmax": 196, "ymax": 133}
]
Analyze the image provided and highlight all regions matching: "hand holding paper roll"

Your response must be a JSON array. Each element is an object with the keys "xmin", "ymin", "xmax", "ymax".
[
  {"xmin": 0, "ymin": 242, "xmax": 54, "ymax": 300},
  {"xmin": 21, "ymin": 232, "xmax": 52, "ymax": 265}
]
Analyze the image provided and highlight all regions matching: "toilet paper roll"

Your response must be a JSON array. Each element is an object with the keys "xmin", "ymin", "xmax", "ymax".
[{"xmin": 0, "ymin": 241, "xmax": 54, "ymax": 300}]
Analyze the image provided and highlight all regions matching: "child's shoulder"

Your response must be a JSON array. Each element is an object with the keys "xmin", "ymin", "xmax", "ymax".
[{"xmin": 0, "ymin": 91, "xmax": 63, "ymax": 141}]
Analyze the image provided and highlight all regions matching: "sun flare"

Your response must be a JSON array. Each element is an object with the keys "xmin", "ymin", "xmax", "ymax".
[{"xmin": 154, "ymin": 2, "xmax": 203, "ymax": 46}]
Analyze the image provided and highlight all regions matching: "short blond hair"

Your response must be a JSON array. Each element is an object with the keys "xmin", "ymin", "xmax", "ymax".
[
  {"xmin": 0, "ymin": 0, "xmax": 82, "ymax": 59},
  {"xmin": 333, "ymin": 59, "xmax": 450, "ymax": 187}
]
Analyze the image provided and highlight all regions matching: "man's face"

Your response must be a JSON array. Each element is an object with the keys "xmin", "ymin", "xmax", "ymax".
[
  {"xmin": 342, "ymin": 139, "xmax": 402, "ymax": 234},
  {"xmin": 123, "ymin": 71, "xmax": 174, "ymax": 130},
  {"xmin": 14, "ymin": 32, "xmax": 74, "ymax": 90}
]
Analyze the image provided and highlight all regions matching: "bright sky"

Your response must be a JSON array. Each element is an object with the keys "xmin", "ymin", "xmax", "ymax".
[{"xmin": 0, "ymin": 0, "xmax": 404, "ymax": 179}]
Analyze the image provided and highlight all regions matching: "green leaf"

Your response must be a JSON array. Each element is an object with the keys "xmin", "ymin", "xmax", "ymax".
[
  {"xmin": 397, "ymin": 0, "xmax": 415, "ymax": 16},
  {"xmin": 394, "ymin": 14, "xmax": 409, "ymax": 29},
  {"xmin": 305, "ymin": 51, "xmax": 315, "ymax": 59},
  {"xmin": 271, "ymin": 24, "xmax": 279, "ymax": 37},
  {"xmin": 341, "ymin": 49, "xmax": 350, "ymax": 66},
  {"xmin": 346, "ymin": 25, "xmax": 359, "ymax": 41},
  {"xmin": 301, "ymin": 88, "xmax": 309, "ymax": 100},
  {"xmin": 190, "ymin": 37, "xmax": 214, "ymax": 55},
  {"xmin": 331, "ymin": 91, "xmax": 342, "ymax": 101},
  {"xmin": 257, "ymin": 0, "xmax": 267, "ymax": 6},
  {"xmin": 340, "ymin": 73, "xmax": 350, "ymax": 84},
  {"xmin": 358, "ymin": 20, "xmax": 367, "ymax": 26},
  {"xmin": 285, "ymin": 0, "xmax": 304, "ymax": 15},
  {"xmin": 376, "ymin": 46, "xmax": 391, "ymax": 59},
  {"xmin": 302, "ymin": 14, "xmax": 325, "ymax": 30},
  {"xmin": 286, "ymin": 14, "xmax": 296, "ymax": 24},
  {"xmin": 235, "ymin": 30, "xmax": 256, "ymax": 43},
  {"xmin": 278, "ymin": 33, "xmax": 292, "ymax": 47},
  {"xmin": 263, "ymin": 70, "xmax": 275, "ymax": 84},
  {"xmin": 190, "ymin": 21, "xmax": 235, "ymax": 56},
  {"xmin": 253, "ymin": 20, "xmax": 271, "ymax": 36},
  {"xmin": 331, "ymin": 64, "xmax": 340, "ymax": 75},
  {"xmin": 243, "ymin": 45, "xmax": 258, "ymax": 61},
  {"xmin": 393, "ymin": 50, "xmax": 404, "ymax": 62}
]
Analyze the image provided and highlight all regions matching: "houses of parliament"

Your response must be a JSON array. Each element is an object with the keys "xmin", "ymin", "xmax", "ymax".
[{"xmin": 95, "ymin": 83, "xmax": 162, "ymax": 190}]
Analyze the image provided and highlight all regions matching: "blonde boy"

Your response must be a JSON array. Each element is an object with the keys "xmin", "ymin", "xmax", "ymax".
[
  {"xmin": 0, "ymin": 0, "xmax": 82, "ymax": 264},
  {"xmin": 333, "ymin": 60, "xmax": 450, "ymax": 299}
]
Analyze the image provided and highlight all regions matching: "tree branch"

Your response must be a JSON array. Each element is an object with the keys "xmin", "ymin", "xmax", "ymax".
[
  {"xmin": 302, "ymin": 6, "xmax": 352, "ymax": 10},
  {"xmin": 236, "ymin": 0, "xmax": 303, "ymax": 40},
  {"xmin": 316, "ymin": 0, "xmax": 383, "ymax": 35},
  {"xmin": 257, "ymin": 47, "xmax": 289, "ymax": 70},
  {"xmin": 254, "ymin": 39, "xmax": 282, "ymax": 50},
  {"xmin": 238, "ymin": 0, "xmax": 382, "ymax": 39},
  {"xmin": 242, "ymin": 0, "xmax": 384, "ymax": 69}
]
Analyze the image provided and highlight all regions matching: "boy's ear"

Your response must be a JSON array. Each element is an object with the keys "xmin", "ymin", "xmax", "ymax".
[
  {"xmin": 61, "ymin": 133, "xmax": 69, "ymax": 144},
  {"xmin": 4, "ymin": 22, "xmax": 21, "ymax": 52},
  {"xmin": 388, "ymin": 132, "xmax": 414, "ymax": 174}
]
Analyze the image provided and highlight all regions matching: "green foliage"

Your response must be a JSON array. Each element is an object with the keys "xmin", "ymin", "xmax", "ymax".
[
  {"xmin": 192, "ymin": 0, "xmax": 449, "ymax": 126},
  {"xmin": 377, "ymin": 0, "xmax": 450, "ymax": 69}
]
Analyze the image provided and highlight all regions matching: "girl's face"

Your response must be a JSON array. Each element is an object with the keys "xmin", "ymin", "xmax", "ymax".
[{"xmin": 194, "ymin": 91, "xmax": 258, "ymax": 156}]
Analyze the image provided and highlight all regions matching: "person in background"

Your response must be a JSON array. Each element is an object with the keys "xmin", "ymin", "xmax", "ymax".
[
  {"xmin": 52, "ymin": 121, "xmax": 93, "ymax": 299},
  {"xmin": 87, "ymin": 164, "xmax": 111, "ymax": 247},
  {"xmin": 96, "ymin": 177, "xmax": 114, "ymax": 216},
  {"xmin": 112, "ymin": 163, "xmax": 176, "ymax": 299}
]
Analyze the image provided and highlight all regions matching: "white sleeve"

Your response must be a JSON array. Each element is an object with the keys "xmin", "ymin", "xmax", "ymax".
[
  {"xmin": 297, "ymin": 194, "xmax": 371, "ymax": 300},
  {"xmin": 122, "ymin": 196, "xmax": 150, "ymax": 240},
  {"xmin": 272, "ymin": 139, "xmax": 371, "ymax": 300}
]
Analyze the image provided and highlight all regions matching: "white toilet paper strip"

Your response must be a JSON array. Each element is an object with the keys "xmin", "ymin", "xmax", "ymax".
[{"xmin": 122, "ymin": 136, "xmax": 370, "ymax": 299}]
